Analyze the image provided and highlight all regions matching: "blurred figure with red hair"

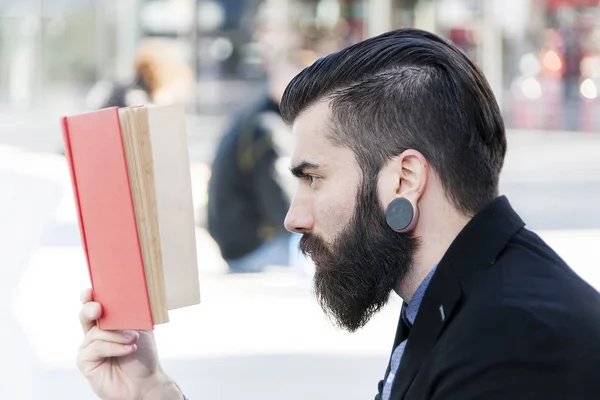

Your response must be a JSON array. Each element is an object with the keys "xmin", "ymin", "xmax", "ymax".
[{"xmin": 85, "ymin": 38, "xmax": 195, "ymax": 110}]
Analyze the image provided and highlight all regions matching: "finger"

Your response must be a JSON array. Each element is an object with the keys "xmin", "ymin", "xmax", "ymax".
[
  {"xmin": 81, "ymin": 327, "xmax": 139, "ymax": 349},
  {"xmin": 77, "ymin": 341, "xmax": 137, "ymax": 371},
  {"xmin": 79, "ymin": 302, "xmax": 102, "ymax": 334},
  {"xmin": 80, "ymin": 288, "xmax": 93, "ymax": 304},
  {"xmin": 85, "ymin": 341, "xmax": 137, "ymax": 361}
]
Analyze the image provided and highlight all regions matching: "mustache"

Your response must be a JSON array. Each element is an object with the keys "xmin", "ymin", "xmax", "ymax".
[{"xmin": 299, "ymin": 232, "xmax": 331, "ymax": 260}]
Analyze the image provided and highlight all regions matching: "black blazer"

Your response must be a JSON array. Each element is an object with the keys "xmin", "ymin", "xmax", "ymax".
[{"xmin": 376, "ymin": 196, "xmax": 600, "ymax": 400}]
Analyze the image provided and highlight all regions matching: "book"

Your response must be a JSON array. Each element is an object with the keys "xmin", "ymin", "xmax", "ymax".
[{"xmin": 61, "ymin": 104, "xmax": 200, "ymax": 330}]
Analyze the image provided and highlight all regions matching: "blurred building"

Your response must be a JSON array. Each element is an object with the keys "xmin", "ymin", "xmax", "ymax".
[{"xmin": 0, "ymin": 0, "xmax": 599, "ymax": 131}]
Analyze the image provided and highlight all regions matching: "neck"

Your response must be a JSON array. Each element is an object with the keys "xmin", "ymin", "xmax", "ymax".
[{"xmin": 395, "ymin": 202, "xmax": 470, "ymax": 303}]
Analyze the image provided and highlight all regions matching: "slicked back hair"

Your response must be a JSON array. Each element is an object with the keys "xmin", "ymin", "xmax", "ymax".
[{"xmin": 280, "ymin": 28, "xmax": 506, "ymax": 215}]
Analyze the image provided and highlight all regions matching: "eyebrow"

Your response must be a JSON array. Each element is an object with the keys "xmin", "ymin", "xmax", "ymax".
[{"xmin": 290, "ymin": 161, "xmax": 321, "ymax": 178}]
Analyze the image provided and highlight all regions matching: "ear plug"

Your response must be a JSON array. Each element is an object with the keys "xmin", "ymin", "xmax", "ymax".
[{"xmin": 385, "ymin": 197, "xmax": 419, "ymax": 233}]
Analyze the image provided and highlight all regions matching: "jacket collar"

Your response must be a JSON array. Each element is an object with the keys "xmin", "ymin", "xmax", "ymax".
[{"xmin": 390, "ymin": 195, "xmax": 525, "ymax": 398}]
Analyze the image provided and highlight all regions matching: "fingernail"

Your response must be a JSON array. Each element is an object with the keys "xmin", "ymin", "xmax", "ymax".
[{"xmin": 123, "ymin": 330, "xmax": 138, "ymax": 340}]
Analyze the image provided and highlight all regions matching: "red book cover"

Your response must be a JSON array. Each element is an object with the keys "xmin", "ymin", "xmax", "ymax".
[{"xmin": 61, "ymin": 107, "xmax": 154, "ymax": 330}]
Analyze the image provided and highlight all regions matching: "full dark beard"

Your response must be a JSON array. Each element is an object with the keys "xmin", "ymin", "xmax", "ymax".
[{"xmin": 300, "ymin": 179, "xmax": 419, "ymax": 332}]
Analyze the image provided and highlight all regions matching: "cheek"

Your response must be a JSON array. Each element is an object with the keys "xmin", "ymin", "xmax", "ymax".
[{"xmin": 315, "ymin": 187, "xmax": 356, "ymax": 242}]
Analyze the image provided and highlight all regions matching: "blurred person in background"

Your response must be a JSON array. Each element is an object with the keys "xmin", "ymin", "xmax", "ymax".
[
  {"xmin": 206, "ymin": 48, "xmax": 318, "ymax": 274},
  {"xmin": 84, "ymin": 39, "xmax": 195, "ymax": 110},
  {"xmin": 559, "ymin": 18, "xmax": 584, "ymax": 131},
  {"xmin": 76, "ymin": 28, "xmax": 600, "ymax": 400},
  {"xmin": 205, "ymin": 3, "xmax": 321, "ymax": 275}
]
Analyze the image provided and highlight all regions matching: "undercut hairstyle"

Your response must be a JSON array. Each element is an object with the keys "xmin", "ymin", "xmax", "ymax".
[{"xmin": 280, "ymin": 28, "xmax": 506, "ymax": 215}]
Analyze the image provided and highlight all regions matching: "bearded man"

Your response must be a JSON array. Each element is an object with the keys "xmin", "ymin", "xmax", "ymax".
[{"xmin": 76, "ymin": 29, "xmax": 600, "ymax": 400}]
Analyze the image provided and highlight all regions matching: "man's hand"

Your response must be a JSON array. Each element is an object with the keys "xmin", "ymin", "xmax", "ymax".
[{"xmin": 76, "ymin": 288, "xmax": 182, "ymax": 400}]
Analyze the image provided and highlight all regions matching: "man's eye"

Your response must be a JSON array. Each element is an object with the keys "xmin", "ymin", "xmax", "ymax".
[{"xmin": 307, "ymin": 175, "xmax": 320, "ymax": 185}]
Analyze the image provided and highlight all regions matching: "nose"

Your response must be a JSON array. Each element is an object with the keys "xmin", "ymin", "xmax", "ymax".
[{"xmin": 284, "ymin": 195, "xmax": 314, "ymax": 234}]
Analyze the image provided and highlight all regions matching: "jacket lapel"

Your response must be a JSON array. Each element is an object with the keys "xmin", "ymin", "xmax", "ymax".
[{"xmin": 389, "ymin": 196, "xmax": 525, "ymax": 399}]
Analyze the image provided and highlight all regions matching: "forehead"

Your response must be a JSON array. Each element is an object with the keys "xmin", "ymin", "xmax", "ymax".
[{"xmin": 290, "ymin": 101, "xmax": 354, "ymax": 167}]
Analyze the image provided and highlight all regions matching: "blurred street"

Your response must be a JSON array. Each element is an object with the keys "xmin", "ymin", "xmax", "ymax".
[
  {"xmin": 2, "ymin": 0, "xmax": 600, "ymax": 398},
  {"xmin": 1, "ymin": 115, "xmax": 599, "ymax": 399}
]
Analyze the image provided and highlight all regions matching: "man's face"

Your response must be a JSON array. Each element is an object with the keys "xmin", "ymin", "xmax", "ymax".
[{"xmin": 285, "ymin": 102, "xmax": 419, "ymax": 332}]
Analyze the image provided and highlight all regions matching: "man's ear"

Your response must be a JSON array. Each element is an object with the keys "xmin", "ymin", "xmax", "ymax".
[
  {"xmin": 378, "ymin": 149, "xmax": 429, "ymax": 208},
  {"xmin": 398, "ymin": 149, "xmax": 429, "ymax": 201}
]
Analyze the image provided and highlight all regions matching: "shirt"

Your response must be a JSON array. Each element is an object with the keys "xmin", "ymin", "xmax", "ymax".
[{"xmin": 382, "ymin": 265, "xmax": 438, "ymax": 400}]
